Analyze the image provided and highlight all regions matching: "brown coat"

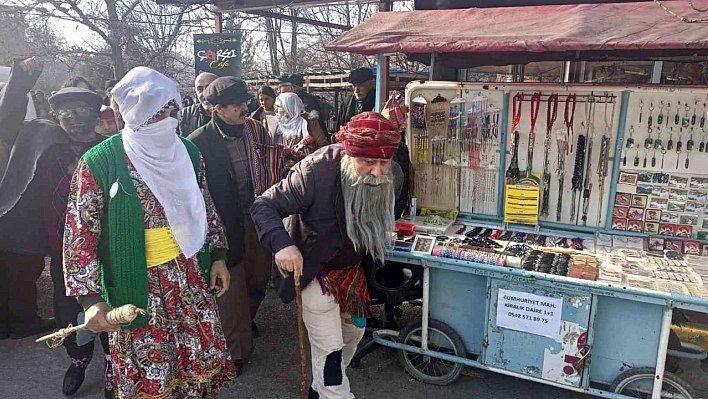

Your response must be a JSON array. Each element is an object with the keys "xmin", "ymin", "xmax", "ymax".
[{"xmin": 250, "ymin": 143, "xmax": 402, "ymax": 303}]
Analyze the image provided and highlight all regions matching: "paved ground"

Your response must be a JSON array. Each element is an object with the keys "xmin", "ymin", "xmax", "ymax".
[{"xmin": 0, "ymin": 268, "xmax": 705, "ymax": 398}]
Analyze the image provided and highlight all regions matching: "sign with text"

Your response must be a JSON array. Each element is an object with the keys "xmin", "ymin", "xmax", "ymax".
[
  {"xmin": 193, "ymin": 33, "xmax": 241, "ymax": 78},
  {"xmin": 496, "ymin": 289, "xmax": 563, "ymax": 339}
]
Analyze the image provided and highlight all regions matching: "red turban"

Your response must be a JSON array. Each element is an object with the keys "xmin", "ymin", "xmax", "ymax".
[{"xmin": 336, "ymin": 111, "xmax": 401, "ymax": 159}]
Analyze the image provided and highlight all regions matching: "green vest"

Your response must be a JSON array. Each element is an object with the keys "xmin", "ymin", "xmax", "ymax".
[{"xmin": 81, "ymin": 135, "xmax": 211, "ymax": 329}]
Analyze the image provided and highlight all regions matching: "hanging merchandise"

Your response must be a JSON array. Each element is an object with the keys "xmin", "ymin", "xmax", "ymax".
[
  {"xmin": 623, "ymin": 125, "xmax": 635, "ymax": 167},
  {"xmin": 447, "ymin": 95, "xmax": 466, "ymax": 165},
  {"xmin": 580, "ymin": 95, "xmax": 599, "ymax": 226},
  {"xmin": 540, "ymin": 93, "xmax": 558, "ymax": 217},
  {"xmin": 556, "ymin": 95, "xmax": 576, "ymax": 222},
  {"xmin": 506, "ymin": 93, "xmax": 523, "ymax": 181},
  {"xmin": 525, "ymin": 92, "xmax": 542, "ymax": 177},
  {"xmin": 459, "ymin": 94, "xmax": 499, "ymax": 214},
  {"xmin": 595, "ymin": 97, "xmax": 615, "ymax": 228},
  {"xmin": 411, "ymin": 95, "xmax": 428, "ymax": 164},
  {"xmin": 571, "ymin": 134, "xmax": 587, "ymax": 224}
]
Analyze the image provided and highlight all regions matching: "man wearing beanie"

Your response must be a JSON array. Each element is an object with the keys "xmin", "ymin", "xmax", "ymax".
[
  {"xmin": 189, "ymin": 76, "xmax": 283, "ymax": 376},
  {"xmin": 251, "ymin": 112, "xmax": 403, "ymax": 398}
]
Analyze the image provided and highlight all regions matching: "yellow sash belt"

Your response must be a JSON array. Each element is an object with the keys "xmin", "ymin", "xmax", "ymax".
[{"xmin": 145, "ymin": 227, "xmax": 181, "ymax": 267}]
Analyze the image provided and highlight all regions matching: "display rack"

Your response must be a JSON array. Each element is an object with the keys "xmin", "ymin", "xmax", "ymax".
[{"xmin": 405, "ymin": 82, "xmax": 708, "ymax": 250}]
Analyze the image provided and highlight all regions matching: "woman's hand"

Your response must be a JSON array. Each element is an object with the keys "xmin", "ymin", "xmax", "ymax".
[
  {"xmin": 84, "ymin": 302, "xmax": 121, "ymax": 333},
  {"xmin": 210, "ymin": 260, "xmax": 230, "ymax": 297}
]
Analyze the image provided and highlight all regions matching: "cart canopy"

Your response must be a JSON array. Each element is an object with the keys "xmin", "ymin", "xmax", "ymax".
[{"xmin": 325, "ymin": 1, "xmax": 708, "ymax": 67}]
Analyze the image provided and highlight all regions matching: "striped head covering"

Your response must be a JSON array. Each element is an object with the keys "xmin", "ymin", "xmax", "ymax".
[{"xmin": 335, "ymin": 111, "xmax": 401, "ymax": 159}]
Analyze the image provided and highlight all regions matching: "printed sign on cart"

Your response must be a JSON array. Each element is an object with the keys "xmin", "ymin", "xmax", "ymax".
[{"xmin": 496, "ymin": 289, "xmax": 563, "ymax": 339}]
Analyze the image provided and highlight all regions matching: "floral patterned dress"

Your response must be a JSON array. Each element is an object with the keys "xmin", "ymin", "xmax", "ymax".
[{"xmin": 63, "ymin": 156, "xmax": 235, "ymax": 399}]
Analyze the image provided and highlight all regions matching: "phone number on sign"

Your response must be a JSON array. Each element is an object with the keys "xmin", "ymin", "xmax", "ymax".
[{"xmin": 507, "ymin": 312, "xmax": 549, "ymax": 323}]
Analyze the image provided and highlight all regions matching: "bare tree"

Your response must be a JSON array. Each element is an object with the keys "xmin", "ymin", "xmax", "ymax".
[{"xmin": 24, "ymin": 0, "xmax": 211, "ymax": 79}]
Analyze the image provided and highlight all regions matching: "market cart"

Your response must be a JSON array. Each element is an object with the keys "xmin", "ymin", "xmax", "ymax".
[{"xmin": 325, "ymin": 2, "xmax": 708, "ymax": 398}]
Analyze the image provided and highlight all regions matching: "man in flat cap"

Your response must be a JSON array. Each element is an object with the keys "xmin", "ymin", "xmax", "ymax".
[
  {"xmin": 251, "ymin": 112, "xmax": 403, "ymax": 399},
  {"xmin": 179, "ymin": 72, "xmax": 218, "ymax": 136},
  {"xmin": 188, "ymin": 76, "xmax": 283, "ymax": 376},
  {"xmin": 0, "ymin": 57, "xmax": 108, "ymax": 396},
  {"xmin": 336, "ymin": 67, "xmax": 376, "ymax": 130}
]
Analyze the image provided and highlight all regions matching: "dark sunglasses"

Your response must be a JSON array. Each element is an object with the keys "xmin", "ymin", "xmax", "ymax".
[{"xmin": 56, "ymin": 106, "xmax": 95, "ymax": 119}]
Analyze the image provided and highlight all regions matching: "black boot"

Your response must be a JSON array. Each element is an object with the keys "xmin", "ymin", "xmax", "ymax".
[
  {"xmin": 0, "ymin": 325, "xmax": 10, "ymax": 340},
  {"xmin": 252, "ymin": 321, "xmax": 260, "ymax": 339},
  {"xmin": 308, "ymin": 386, "xmax": 319, "ymax": 399},
  {"xmin": 233, "ymin": 359, "xmax": 244, "ymax": 377},
  {"xmin": 62, "ymin": 357, "xmax": 91, "ymax": 396}
]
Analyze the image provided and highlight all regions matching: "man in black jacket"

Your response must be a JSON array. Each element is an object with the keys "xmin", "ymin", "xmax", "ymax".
[
  {"xmin": 251, "ymin": 112, "xmax": 402, "ymax": 399},
  {"xmin": 179, "ymin": 72, "xmax": 217, "ymax": 136},
  {"xmin": 188, "ymin": 77, "xmax": 282, "ymax": 376},
  {"xmin": 336, "ymin": 68, "xmax": 376, "ymax": 130}
]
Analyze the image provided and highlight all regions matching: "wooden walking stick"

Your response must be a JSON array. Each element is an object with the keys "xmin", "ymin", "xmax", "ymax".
[
  {"xmin": 279, "ymin": 267, "xmax": 307, "ymax": 399},
  {"xmin": 35, "ymin": 304, "xmax": 146, "ymax": 347},
  {"xmin": 294, "ymin": 277, "xmax": 307, "ymax": 399}
]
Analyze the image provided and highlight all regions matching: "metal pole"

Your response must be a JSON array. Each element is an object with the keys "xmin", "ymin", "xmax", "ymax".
[
  {"xmin": 429, "ymin": 53, "xmax": 436, "ymax": 81},
  {"xmin": 651, "ymin": 306, "xmax": 672, "ymax": 399},
  {"xmin": 375, "ymin": 54, "xmax": 388, "ymax": 112},
  {"xmin": 421, "ymin": 266, "xmax": 430, "ymax": 351},
  {"xmin": 603, "ymin": 91, "xmax": 630, "ymax": 232},
  {"xmin": 651, "ymin": 61, "xmax": 664, "ymax": 84},
  {"xmin": 563, "ymin": 62, "xmax": 571, "ymax": 83},
  {"xmin": 497, "ymin": 92, "xmax": 510, "ymax": 218},
  {"xmin": 214, "ymin": 12, "xmax": 223, "ymax": 33}
]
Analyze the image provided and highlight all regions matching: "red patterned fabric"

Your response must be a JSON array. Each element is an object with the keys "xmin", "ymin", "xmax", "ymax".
[
  {"xmin": 336, "ymin": 111, "xmax": 401, "ymax": 159},
  {"xmin": 318, "ymin": 263, "xmax": 371, "ymax": 318},
  {"xmin": 63, "ymin": 156, "xmax": 235, "ymax": 398}
]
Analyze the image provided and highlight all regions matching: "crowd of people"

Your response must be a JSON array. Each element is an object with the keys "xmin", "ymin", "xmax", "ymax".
[{"xmin": 0, "ymin": 57, "xmax": 410, "ymax": 399}]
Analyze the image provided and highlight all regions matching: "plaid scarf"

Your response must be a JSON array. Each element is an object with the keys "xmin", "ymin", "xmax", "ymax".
[
  {"xmin": 241, "ymin": 118, "xmax": 284, "ymax": 195},
  {"xmin": 317, "ymin": 263, "xmax": 371, "ymax": 318}
]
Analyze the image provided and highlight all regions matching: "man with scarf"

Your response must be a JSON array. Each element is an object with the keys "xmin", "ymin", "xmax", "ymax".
[
  {"xmin": 251, "ymin": 112, "xmax": 403, "ymax": 399},
  {"xmin": 336, "ymin": 68, "xmax": 376, "ymax": 130},
  {"xmin": 188, "ymin": 76, "xmax": 283, "ymax": 376},
  {"xmin": 179, "ymin": 72, "xmax": 218, "ymax": 136},
  {"xmin": 63, "ymin": 66, "xmax": 235, "ymax": 398}
]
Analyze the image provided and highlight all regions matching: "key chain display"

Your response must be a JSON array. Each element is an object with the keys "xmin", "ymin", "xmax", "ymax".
[{"xmin": 610, "ymin": 91, "xmax": 708, "ymax": 245}]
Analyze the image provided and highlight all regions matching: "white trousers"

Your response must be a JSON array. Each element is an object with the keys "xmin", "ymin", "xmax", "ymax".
[{"xmin": 302, "ymin": 281, "xmax": 366, "ymax": 399}]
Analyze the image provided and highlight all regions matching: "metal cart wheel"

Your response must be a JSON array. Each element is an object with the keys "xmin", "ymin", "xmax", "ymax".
[
  {"xmin": 397, "ymin": 319, "xmax": 466, "ymax": 386},
  {"xmin": 610, "ymin": 367, "xmax": 696, "ymax": 399}
]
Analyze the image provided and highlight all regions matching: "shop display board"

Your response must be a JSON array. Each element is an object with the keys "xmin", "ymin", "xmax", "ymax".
[{"xmin": 405, "ymin": 82, "xmax": 708, "ymax": 250}]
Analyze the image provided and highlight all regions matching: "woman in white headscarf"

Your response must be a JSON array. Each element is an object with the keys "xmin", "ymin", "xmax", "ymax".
[
  {"xmin": 271, "ymin": 92, "xmax": 329, "ymax": 170},
  {"xmin": 62, "ymin": 67, "xmax": 235, "ymax": 399}
]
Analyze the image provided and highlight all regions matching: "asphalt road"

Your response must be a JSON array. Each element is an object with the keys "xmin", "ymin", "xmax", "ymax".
[{"xmin": 0, "ymin": 267, "xmax": 702, "ymax": 399}]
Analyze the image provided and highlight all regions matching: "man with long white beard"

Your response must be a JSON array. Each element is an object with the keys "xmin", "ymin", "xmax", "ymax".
[{"xmin": 251, "ymin": 112, "xmax": 402, "ymax": 399}]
